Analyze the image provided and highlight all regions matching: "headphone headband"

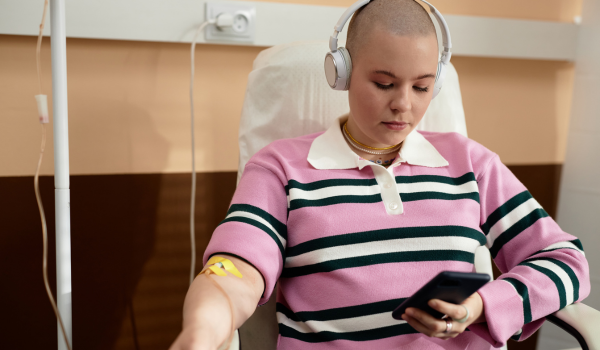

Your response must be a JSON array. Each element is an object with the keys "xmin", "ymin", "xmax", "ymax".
[
  {"xmin": 328, "ymin": 0, "xmax": 452, "ymax": 64},
  {"xmin": 325, "ymin": 0, "xmax": 452, "ymax": 97}
]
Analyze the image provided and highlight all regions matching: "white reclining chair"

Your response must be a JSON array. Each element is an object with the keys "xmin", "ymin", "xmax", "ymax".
[{"xmin": 222, "ymin": 41, "xmax": 600, "ymax": 350}]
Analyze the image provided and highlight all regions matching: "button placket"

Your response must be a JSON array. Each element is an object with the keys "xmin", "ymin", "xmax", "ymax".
[{"xmin": 371, "ymin": 165, "xmax": 403, "ymax": 215}]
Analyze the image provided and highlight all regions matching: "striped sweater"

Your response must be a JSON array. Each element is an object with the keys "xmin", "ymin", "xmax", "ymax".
[{"xmin": 204, "ymin": 117, "xmax": 590, "ymax": 349}]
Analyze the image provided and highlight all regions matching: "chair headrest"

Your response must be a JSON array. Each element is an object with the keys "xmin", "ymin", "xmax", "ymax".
[{"xmin": 238, "ymin": 41, "xmax": 467, "ymax": 178}]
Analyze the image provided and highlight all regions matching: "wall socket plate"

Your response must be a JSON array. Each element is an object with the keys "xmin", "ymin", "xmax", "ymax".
[{"xmin": 205, "ymin": 1, "xmax": 256, "ymax": 44}]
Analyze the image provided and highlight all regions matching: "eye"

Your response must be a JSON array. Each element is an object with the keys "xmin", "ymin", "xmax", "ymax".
[
  {"xmin": 374, "ymin": 82, "xmax": 393, "ymax": 90},
  {"xmin": 413, "ymin": 86, "xmax": 429, "ymax": 93}
]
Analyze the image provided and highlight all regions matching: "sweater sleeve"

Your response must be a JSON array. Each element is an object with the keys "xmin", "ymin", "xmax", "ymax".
[
  {"xmin": 467, "ymin": 154, "xmax": 590, "ymax": 347},
  {"xmin": 203, "ymin": 159, "xmax": 289, "ymax": 305}
]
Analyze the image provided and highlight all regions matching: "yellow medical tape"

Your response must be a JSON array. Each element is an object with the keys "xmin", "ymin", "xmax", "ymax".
[{"xmin": 200, "ymin": 256, "xmax": 243, "ymax": 278}]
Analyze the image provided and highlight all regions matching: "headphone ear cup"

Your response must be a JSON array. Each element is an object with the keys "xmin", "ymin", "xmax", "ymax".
[
  {"xmin": 338, "ymin": 47, "xmax": 353, "ymax": 90},
  {"xmin": 324, "ymin": 47, "xmax": 353, "ymax": 91},
  {"xmin": 432, "ymin": 61, "xmax": 446, "ymax": 99}
]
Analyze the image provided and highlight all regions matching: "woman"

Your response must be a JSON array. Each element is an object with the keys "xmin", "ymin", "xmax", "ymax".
[{"xmin": 170, "ymin": 1, "xmax": 590, "ymax": 349}]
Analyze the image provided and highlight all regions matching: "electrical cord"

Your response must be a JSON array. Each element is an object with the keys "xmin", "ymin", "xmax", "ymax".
[{"xmin": 34, "ymin": 2, "xmax": 72, "ymax": 349}]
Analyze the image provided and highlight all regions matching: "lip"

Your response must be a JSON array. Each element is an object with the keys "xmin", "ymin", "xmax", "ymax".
[{"xmin": 382, "ymin": 121, "xmax": 408, "ymax": 131}]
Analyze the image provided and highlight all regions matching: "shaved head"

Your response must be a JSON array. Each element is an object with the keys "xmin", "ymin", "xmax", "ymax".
[{"xmin": 346, "ymin": 0, "xmax": 436, "ymax": 61}]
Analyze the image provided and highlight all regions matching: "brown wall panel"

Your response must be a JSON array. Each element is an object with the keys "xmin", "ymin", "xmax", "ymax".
[
  {"xmin": 0, "ymin": 172, "xmax": 236, "ymax": 349},
  {"xmin": 0, "ymin": 164, "xmax": 562, "ymax": 349}
]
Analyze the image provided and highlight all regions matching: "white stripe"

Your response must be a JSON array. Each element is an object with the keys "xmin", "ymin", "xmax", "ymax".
[
  {"xmin": 226, "ymin": 211, "xmax": 286, "ymax": 247},
  {"xmin": 501, "ymin": 280, "xmax": 524, "ymax": 302},
  {"xmin": 528, "ymin": 260, "xmax": 575, "ymax": 305},
  {"xmin": 541, "ymin": 241, "xmax": 585, "ymax": 256},
  {"xmin": 514, "ymin": 329, "xmax": 523, "ymax": 336},
  {"xmin": 285, "ymin": 236, "xmax": 480, "ymax": 268},
  {"xmin": 396, "ymin": 181, "xmax": 478, "ymax": 195},
  {"xmin": 289, "ymin": 184, "xmax": 380, "ymax": 202},
  {"xmin": 277, "ymin": 311, "xmax": 406, "ymax": 334},
  {"xmin": 487, "ymin": 198, "xmax": 543, "ymax": 248}
]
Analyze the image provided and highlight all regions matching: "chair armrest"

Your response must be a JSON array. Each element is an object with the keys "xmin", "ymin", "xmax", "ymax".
[
  {"xmin": 217, "ymin": 330, "xmax": 240, "ymax": 350},
  {"xmin": 546, "ymin": 303, "xmax": 600, "ymax": 350}
]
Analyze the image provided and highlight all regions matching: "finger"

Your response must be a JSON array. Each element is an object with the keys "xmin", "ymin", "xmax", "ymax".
[
  {"xmin": 402, "ymin": 313, "xmax": 441, "ymax": 337},
  {"xmin": 404, "ymin": 308, "xmax": 447, "ymax": 336},
  {"xmin": 402, "ymin": 313, "xmax": 460, "ymax": 339},
  {"xmin": 429, "ymin": 299, "xmax": 468, "ymax": 321}
]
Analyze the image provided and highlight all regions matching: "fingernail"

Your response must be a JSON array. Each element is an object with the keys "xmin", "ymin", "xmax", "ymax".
[
  {"xmin": 401, "ymin": 314, "xmax": 407, "ymax": 320},
  {"xmin": 406, "ymin": 309, "xmax": 413, "ymax": 316}
]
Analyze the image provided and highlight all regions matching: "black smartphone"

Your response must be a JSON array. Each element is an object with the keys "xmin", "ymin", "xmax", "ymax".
[{"xmin": 392, "ymin": 271, "xmax": 490, "ymax": 320}]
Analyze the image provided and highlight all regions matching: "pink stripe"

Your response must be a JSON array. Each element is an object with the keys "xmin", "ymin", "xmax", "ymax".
[
  {"xmin": 234, "ymin": 163, "xmax": 289, "ymax": 224},
  {"xmin": 279, "ymin": 261, "xmax": 475, "ymax": 311},
  {"xmin": 278, "ymin": 332, "xmax": 494, "ymax": 350},
  {"xmin": 288, "ymin": 200, "xmax": 482, "ymax": 247}
]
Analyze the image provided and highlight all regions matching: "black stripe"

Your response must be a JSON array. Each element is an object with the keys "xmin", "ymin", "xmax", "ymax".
[
  {"xmin": 522, "ymin": 257, "xmax": 580, "ymax": 303},
  {"xmin": 227, "ymin": 203, "xmax": 287, "ymax": 240},
  {"xmin": 287, "ymin": 178, "xmax": 378, "ymax": 192},
  {"xmin": 502, "ymin": 278, "xmax": 532, "ymax": 324},
  {"xmin": 286, "ymin": 173, "xmax": 476, "ymax": 192},
  {"xmin": 570, "ymin": 239, "xmax": 584, "ymax": 251},
  {"xmin": 489, "ymin": 208, "xmax": 548, "ymax": 258},
  {"xmin": 481, "ymin": 191, "xmax": 532, "ymax": 235},
  {"xmin": 276, "ymin": 298, "xmax": 406, "ymax": 322},
  {"xmin": 395, "ymin": 172, "xmax": 476, "ymax": 185},
  {"xmin": 510, "ymin": 332, "xmax": 522, "ymax": 341},
  {"xmin": 401, "ymin": 192, "xmax": 479, "ymax": 203},
  {"xmin": 289, "ymin": 194, "xmax": 382, "ymax": 211},
  {"xmin": 219, "ymin": 217, "xmax": 286, "ymax": 259},
  {"xmin": 539, "ymin": 247, "xmax": 583, "ymax": 254},
  {"xmin": 282, "ymin": 250, "xmax": 474, "ymax": 278},
  {"xmin": 278, "ymin": 323, "xmax": 418, "ymax": 343},
  {"xmin": 287, "ymin": 226, "xmax": 485, "ymax": 258},
  {"xmin": 290, "ymin": 192, "xmax": 479, "ymax": 211},
  {"xmin": 521, "ymin": 262, "xmax": 567, "ymax": 309}
]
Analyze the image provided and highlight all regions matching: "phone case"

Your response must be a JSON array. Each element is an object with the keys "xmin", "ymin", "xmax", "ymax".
[{"xmin": 391, "ymin": 271, "xmax": 490, "ymax": 320}]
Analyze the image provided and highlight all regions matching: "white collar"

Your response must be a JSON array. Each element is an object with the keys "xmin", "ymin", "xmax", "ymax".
[{"xmin": 307, "ymin": 116, "xmax": 449, "ymax": 170}]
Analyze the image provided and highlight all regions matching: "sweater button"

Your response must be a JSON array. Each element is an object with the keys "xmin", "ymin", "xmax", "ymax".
[
  {"xmin": 383, "ymin": 183, "xmax": 392, "ymax": 189},
  {"xmin": 388, "ymin": 202, "xmax": 399, "ymax": 210}
]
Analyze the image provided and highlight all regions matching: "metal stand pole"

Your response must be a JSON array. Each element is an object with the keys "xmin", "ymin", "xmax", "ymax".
[{"xmin": 50, "ymin": 0, "xmax": 72, "ymax": 349}]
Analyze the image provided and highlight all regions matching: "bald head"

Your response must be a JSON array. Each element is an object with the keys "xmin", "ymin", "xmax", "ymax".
[{"xmin": 346, "ymin": 0, "xmax": 436, "ymax": 62}]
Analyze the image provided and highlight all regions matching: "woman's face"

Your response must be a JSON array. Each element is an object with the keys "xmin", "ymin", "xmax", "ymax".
[{"xmin": 347, "ymin": 27, "xmax": 439, "ymax": 147}]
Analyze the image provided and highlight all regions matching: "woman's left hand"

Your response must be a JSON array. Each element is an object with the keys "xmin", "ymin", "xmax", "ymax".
[{"xmin": 400, "ymin": 292, "xmax": 486, "ymax": 339}]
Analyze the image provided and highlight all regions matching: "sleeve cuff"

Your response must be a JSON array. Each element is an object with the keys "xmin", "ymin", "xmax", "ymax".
[{"xmin": 468, "ymin": 279, "xmax": 525, "ymax": 347}]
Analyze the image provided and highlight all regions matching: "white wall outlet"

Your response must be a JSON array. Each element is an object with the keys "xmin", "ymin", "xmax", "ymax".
[{"xmin": 205, "ymin": 1, "xmax": 256, "ymax": 43}]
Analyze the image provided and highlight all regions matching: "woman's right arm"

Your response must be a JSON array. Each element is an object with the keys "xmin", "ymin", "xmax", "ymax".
[{"xmin": 169, "ymin": 255, "xmax": 265, "ymax": 350}]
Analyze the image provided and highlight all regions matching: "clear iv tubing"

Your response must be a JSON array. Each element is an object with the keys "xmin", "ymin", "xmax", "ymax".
[
  {"xmin": 35, "ymin": 1, "xmax": 72, "ymax": 349},
  {"xmin": 189, "ymin": 20, "xmax": 236, "ymax": 350},
  {"xmin": 189, "ymin": 20, "xmax": 213, "ymax": 286}
]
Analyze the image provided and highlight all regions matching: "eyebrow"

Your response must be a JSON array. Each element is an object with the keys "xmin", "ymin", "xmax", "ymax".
[{"xmin": 373, "ymin": 70, "xmax": 436, "ymax": 80}]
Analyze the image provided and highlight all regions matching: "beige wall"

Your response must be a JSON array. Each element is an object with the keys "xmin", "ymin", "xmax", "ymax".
[
  {"xmin": 252, "ymin": 0, "xmax": 582, "ymax": 22},
  {"xmin": 0, "ymin": 0, "xmax": 580, "ymax": 176}
]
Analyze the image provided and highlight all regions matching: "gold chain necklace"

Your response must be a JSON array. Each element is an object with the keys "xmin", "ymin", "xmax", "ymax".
[{"xmin": 343, "ymin": 122, "xmax": 402, "ymax": 154}]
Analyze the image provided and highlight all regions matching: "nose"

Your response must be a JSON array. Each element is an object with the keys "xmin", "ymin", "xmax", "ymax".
[{"xmin": 389, "ymin": 84, "xmax": 411, "ymax": 113}]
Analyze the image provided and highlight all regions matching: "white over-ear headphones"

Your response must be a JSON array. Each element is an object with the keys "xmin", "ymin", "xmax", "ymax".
[{"xmin": 324, "ymin": 0, "xmax": 452, "ymax": 99}]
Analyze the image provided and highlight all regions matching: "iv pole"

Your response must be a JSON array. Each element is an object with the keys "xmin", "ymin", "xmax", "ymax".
[{"xmin": 50, "ymin": 0, "xmax": 73, "ymax": 349}]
